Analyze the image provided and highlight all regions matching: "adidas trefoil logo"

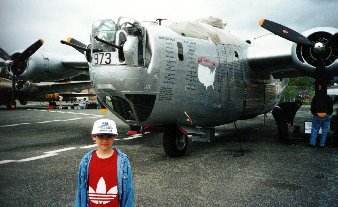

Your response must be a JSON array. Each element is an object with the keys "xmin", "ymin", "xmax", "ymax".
[{"xmin": 89, "ymin": 177, "xmax": 118, "ymax": 204}]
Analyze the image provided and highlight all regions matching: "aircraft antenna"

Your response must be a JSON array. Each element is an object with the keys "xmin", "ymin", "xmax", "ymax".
[
  {"xmin": 253, "ymin": 32, "xmax": 273, "ymax": 40},
  {"xmin": 155, "ymin": 18, "xmax": 176, "ymax": 25},
  {"xmin": 155, "ymin": 18, "xmax": 166, "ymax": 25}
]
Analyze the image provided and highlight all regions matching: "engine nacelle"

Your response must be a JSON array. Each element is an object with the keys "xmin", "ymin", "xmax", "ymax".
[{"xmin": 291, "ymin": 27, "xmax": 338, "ymax": 76}]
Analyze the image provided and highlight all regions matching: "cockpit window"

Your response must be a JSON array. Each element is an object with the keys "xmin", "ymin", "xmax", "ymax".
[
  {"xmin": 117, "ymin": 17, "xmax": 141, "ymax": 36},
  {"xmin": 91, "ymin": 19, "xmax": 117, "ymax": 52}
]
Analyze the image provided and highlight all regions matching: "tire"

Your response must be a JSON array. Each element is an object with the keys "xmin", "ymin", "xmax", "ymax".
[
  {"xmin": 163, "ymin": 125, "xmax": 188, "ymax": 157},
  {"xmin": 19, "ymin": 100, "xmax": 28, "ymax": 105}
]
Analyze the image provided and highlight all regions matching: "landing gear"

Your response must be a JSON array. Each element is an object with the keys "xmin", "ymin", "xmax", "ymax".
[
  {"xmin": 19, "ymin": 100, "xmax": 28, "ymax": 105},
  {"xmin": 128, "ymin": 125, "xmax": 142, "ymax": 135},
  {"xmin": 163, "ymin": 125, "xmax": 188, "ymax": 157},
  {"xmin": 6, "ymin": 100, "xmax": 16, "ymax": 110}
]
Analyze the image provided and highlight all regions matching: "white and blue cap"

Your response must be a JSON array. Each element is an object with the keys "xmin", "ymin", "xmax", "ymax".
[{"xmin": 92, "ymin": 119, "xmax": 118, "ymax": 135}]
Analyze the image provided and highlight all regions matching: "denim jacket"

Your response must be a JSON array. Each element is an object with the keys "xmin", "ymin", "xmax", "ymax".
[{"xmin": 75, "ymin": 147, "xmax": 134, "ymax": 207}]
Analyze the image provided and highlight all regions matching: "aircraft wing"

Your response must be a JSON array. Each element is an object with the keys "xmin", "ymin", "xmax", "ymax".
[
  {"xmin": 22, "ymin": 81, "xmax": 93, "ymax": 95},
  {"xmin": 57, "ymin": 92, "xmax": 95, "ymax": 97},
  {"xmin": 61, "ymin": 59, "xmax": 89, "ymax": 70},
  {"xmin": 247, "ymin": 46, "xmax": 307, "ymax": 79}
]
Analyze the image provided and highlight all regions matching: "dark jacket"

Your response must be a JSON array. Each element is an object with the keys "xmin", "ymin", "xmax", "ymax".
[
  {"xmin": 311, "ymin": 94, "xmax": 333, "ymax": 116},
  {"xmin": 277, "ymin": 102, "xmax": 301, "ymax": 126}
]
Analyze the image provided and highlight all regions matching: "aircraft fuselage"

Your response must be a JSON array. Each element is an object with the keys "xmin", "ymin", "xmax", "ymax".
[{"xmin": 89, "ymin": 18, "xmax": 286, "ymax": 128}]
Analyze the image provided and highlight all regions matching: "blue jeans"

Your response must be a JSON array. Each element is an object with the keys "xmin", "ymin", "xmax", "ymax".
[{"xmin": 310, "ymin": 115, "xmax": 331, "ymax": 147}]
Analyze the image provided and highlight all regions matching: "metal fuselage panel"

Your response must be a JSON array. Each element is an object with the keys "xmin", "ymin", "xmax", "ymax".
[
  {"xmin": 91, "ymin": 23, "xmax": 284, "ymax": 127},
  {"xmin": 148, "ymin": 27, "xmax": 247, "ymax": 126}
]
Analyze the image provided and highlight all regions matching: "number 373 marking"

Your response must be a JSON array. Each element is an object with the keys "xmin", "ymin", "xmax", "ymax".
[{"xmin": 93, "ymin": 52, "xmax": 113, "ymax": 65}]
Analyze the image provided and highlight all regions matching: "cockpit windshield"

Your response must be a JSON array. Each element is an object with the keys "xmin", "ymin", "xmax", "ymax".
[
  {"xmin": 117, "ymin": 17, "xmax": 139, "ymax": 30},
  {"xmin": 117, "ymin": 17, "xmax": 142, "ymax": 36},
  {"xmin": 91, "ymin": 19, "xmax": 117, "ymax": 52}
]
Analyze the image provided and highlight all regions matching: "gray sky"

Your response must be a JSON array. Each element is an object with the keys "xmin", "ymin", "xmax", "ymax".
[{"xmin": 0, "ymin": 0, "xmax": 337, "ymax": 55}]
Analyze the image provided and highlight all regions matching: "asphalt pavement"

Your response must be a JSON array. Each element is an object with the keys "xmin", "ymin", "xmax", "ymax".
[{"xmin": 0, "ymin": 104, "xmax": 336, "ymax": 206}]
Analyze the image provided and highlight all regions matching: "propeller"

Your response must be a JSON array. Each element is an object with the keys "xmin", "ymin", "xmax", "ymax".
[
  {"xmin": 61, "ymin": 37, "xmax": 94, "ymax": 62},
  {"xmin": 60, "ymin": 38, "xmax": 89, "ymax": 54},
  {"xmin": 259, "ymin": 19, "xmax": 314, "ymax": 46},
  {"xmin": 0, "ymin": 48, "xmax": 11, "ymax": 61},
  {"xmin": 259, "ymin": 19, "xmax": 337, "ymax": 96},
  {"xmin": 0, "ymin": 39, "xmax": 44, "ymax": 109},
  {"xmin": 0, "ymin": 48, "xmax": 12, "ymax": 73},
  {"xmin": 63, "ymin": 37, "xmax": 88, "ymax": 54},
  {"xmin": 326, "ymin": 32, "xmax": 338, "ymax": 48},
  {"xmin": 11, "ymin": 39, "xmax": 44, "ymax": 76}
]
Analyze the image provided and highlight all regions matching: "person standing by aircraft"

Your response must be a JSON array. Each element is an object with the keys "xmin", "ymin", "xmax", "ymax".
[
  {"xmin": 309, "ymin": 94, "xmax": 333, "ymax": 148},
  {"xmin": 75, "ymin": 119, "xmax": 134, "ymax": 207},
  {"xmin": 272, "ymin": 100, "xmax": 303, "ymax": 143}
]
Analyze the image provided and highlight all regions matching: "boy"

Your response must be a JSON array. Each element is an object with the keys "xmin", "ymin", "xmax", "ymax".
[{"xmin": 75, "ymin": 119, "xmax": 134, "ymax": 206}]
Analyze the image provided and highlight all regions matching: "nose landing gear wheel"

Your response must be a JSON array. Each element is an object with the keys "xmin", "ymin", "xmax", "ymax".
[{"xmin": 163, "ymin": 125, "xmax": 188, "ymax": 157}]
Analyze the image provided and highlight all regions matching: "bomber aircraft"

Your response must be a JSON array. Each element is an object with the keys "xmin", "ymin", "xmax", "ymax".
[
  {"xmin": 61, "ymin": 17, "xmax": 337, "ymax": 157},
  {"xmin": 0, "ymin": 40, "xmax": 89, "ymax": 108},
  {"xmin": 0, "ymin": 77, "xmax": 93, "ymax": 109}
]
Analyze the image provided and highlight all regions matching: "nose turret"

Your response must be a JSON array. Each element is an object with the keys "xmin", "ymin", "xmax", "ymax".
[
  {"xmin": 89, "ymin": 17, "xmax": 156, "ymax": 126},
  {"xmin": 90, "ymin": 17, "xmax": 146, "ymax": 68}
]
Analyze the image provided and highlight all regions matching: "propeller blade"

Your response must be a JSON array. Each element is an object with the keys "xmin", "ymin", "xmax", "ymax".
[
  {"xmin": 60, "ymin": 40, "xmax": 88, "ymax": 53},
  {"xmin": 11, "ymin": 39, "xmax": 44, "ymax": 76},
  {"xmin": 66, "ymin": 37, "xmax": 87, "ymax": 54},
  {"xmin": 327, "ymin": 32, "xmax": 338, "ymax": 48},
  {"xmin": 259, "ymin": 19, "xmax": 314, "ymax": 46},
  {"xmin": 67, "ymin": 37, "xmax": 87, "ymax": 48},
  {"xmin": 0, "ymin": 48, "xmax": 11, "ymax": 61},
  {"xmin": 15, "ymin": 39, "xmax": 44, "ymax": 63}
]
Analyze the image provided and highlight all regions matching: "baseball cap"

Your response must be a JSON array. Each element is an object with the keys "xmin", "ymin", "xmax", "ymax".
[{"xmin": 92, "ymin": 119, "xmax": 118, "ymax": 135}]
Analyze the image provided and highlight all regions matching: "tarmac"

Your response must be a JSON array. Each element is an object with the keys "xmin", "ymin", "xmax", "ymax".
[{"xmin": 0, "ymin": 103, "xmax": 336, "ymax": 206}]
